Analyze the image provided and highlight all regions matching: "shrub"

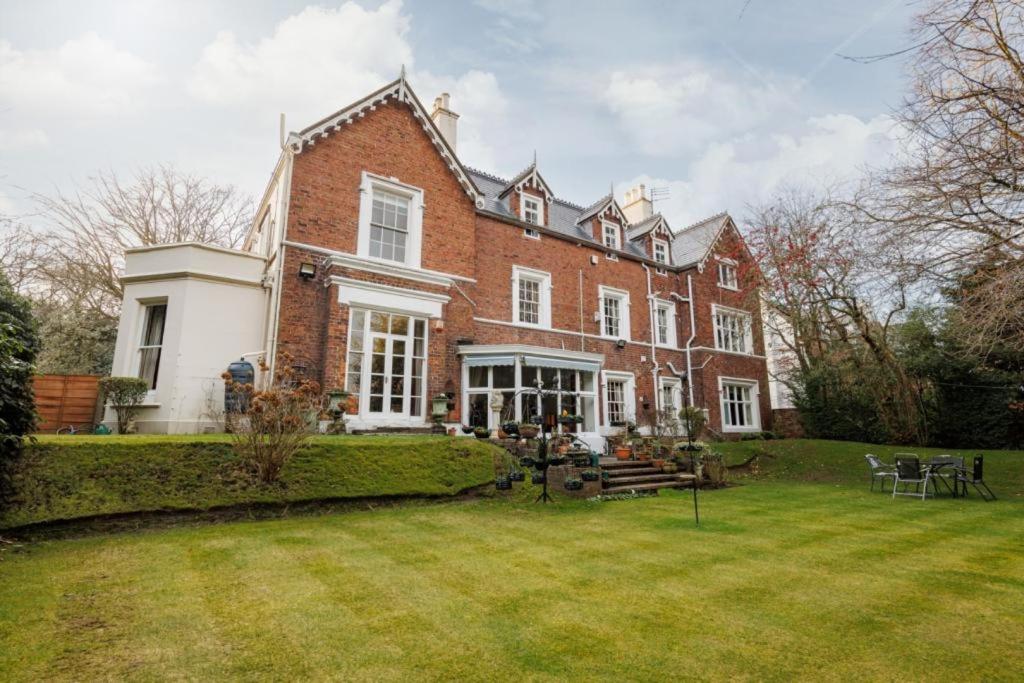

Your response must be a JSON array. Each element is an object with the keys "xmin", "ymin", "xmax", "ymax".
[
  {"xmin": 0, "ymin": 271, "xmax": 39, "ymax": 464},
  {"xmin": 678, "ymin": 406, "xmax": 707, "ymax": 439},
  {"xmin": 99, "ymin": 376, "xmax": 149, "ymax": 434},
  {"xmin": 223, "ymin": 353, "xmax": 321, "ymax": 483}
]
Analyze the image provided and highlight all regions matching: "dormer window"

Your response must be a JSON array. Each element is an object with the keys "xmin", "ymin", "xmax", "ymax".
[
  {"xmin": 717, "ymin": 259, "xmax": 738, "ymax": 290},
  {"xmin": 602, "ymin": 221, "xmax": 620, "ymax": 250},
  {"xmin": 653, "ymin": 238, "xmax": 669, "ymax": 265},
  {"xmin": 521, "ymin": 194, "xmax": 544, "ymax": 226}
]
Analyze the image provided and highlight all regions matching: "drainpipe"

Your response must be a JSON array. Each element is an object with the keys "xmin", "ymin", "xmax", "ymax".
[
  {"xmin": 578, "ymin": 268, "xmax": 585, "ymax": 351},
  {"xmin": 683, "ymin": 274, "xmax": 696, "ymax": 406},
  {"xmin": 642, "ymin": 264, "xmax": 660, "ymax": 416},
  {"xmin": 267, "ymin": 150, "xmax": 294, "ymax": 379}
]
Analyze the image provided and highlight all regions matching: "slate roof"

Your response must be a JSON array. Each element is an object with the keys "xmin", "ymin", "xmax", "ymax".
[
  {"xmin": 468, "ymin": 166, "xmax": 732, "ymax": 268},
  {"xmin": 467, "ymin": 168, "xmax": 648, "ymax": 259},
  {"xmin": 671, "ymin": 212, "xmax": 731, "ymax": 268}
]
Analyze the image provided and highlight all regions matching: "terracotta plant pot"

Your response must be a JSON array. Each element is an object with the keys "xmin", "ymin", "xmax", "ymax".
[
  {"xmin": 651, "ymin": 458, "xmax": 666, "ymax": 469},
  {"xmin": 447, "ymin": 427, "xmax": 456, "ymax": 436},
  {"xmin": 615, "ymin": 446, "xmax": 632, "ymax": 460}
]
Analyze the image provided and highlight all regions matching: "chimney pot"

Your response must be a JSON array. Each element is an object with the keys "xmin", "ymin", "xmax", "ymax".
[{"xmin": 430, "ymin": 92, "xmax": 459, "ymax": 153}]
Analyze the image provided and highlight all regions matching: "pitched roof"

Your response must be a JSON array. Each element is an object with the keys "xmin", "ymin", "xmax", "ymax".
[
  {"xmin": 498, "ymin": 163, "xmax": 553, "ymax": 199},
  {"xmin": 625, "ymin": 213, "xmax": 669, "ymax": 241},
  {"xmin": 287, "ymin": 74, "xmax": 483, "ymax": 208},
  {"xmin": 466, "ymin": 168, "xmax": 650, "ymax": 259},
  {"xmin": 671, "ymin": 212, "xmax": 732, "ymax": 268}
]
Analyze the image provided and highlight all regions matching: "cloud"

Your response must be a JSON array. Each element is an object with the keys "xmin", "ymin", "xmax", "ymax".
[
  {"xmin": 0, "ymin": 128, "xmax": 49, "ymax": 151},
  {"xmin": 601, "ymin": 61, "xmax": 798, "ymax": 155},
  {"xmin": 0, "ymin": 33, "xmax": 159, "ymax": 116},
  {"xmin": 474, "ymin": 0, "xmax": 543, "ymax": 22},
  {"xmin": 411, "ymin": 70, "xmax": 508, "ymax": 170},
  {"xmin": 187, "ymin": 0, "xmax": 412, "ymax": 124},
  {"xmin": 622, "ymin": 113, "xmax": 899, "ymax": 227},
  {"xmin": 187, "ymin": 0, "xmax": 507, "ymax": 169}
]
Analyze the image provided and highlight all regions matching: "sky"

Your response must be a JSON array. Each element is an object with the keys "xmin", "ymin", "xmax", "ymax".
[{"xmin": 0, "ymin": 0, "xmax": 916, "ymax": 230}]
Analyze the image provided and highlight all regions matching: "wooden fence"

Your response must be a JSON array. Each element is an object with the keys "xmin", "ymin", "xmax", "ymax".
[{"xmin": 33, "ymin": 374, "xmax": 102, "ymax": 432}]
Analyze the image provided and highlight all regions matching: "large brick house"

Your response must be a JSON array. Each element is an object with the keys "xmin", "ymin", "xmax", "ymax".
[{"xmin": 107, "ymin": 74, "xmax": 770, "ymax": 442}]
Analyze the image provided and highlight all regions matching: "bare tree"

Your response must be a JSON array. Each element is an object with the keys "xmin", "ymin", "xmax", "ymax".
[
  {"xmin": 853, "ymin": 0, "xmax": 1024, "ymax": 354},
  {"xmin": 746, "ymin": 187, "xmax": 928, "ymax": 444},
  {"xmin": 0, "ymin": 216, "xmax": 44, "ymax": 291},
  {"xmin": 29, "ymin": 165, "xmax": 253, "ymax": 319}
]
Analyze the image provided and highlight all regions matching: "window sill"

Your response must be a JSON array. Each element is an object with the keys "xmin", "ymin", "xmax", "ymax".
[
  {"xmin": 717, "ymin": 284, "xmax": 740, "ymax": 292},
  {"xmin": 722, "ymin": 425, "xmax": 761, "ymax": 433}
]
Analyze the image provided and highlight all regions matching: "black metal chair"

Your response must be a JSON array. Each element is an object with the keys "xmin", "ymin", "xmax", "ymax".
[
  {"xmin": 893, "ymin": 456, "xmax": 934, "ymax": 501},
  {"xmin": 864, "ymin": 454, "xmax": 896, "ymax": 492},
  {"xmin": 956, "ymin": 455, "xmax": 996, "ymax": 502}
]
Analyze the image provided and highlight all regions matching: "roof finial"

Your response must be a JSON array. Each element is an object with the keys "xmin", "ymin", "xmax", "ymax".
[
  {"xmin": 400, "ymin": 64, "xmax": 406, "ymax": 81},
  {"xmin": 610, "ymin": 181, "xmax": 615, "ymax": 199},
  {"xmin": 532, "ymin": 149, "xmax": 537, "ymax": 166}
]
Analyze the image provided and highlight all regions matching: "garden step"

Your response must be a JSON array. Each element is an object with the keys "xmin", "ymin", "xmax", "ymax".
[
  {"xmin": 601, "ymin": 460, "xmax": 662, "ymax": 470},
  {"xmin": 602, "ymin": 480, "xmax": 694, "ymax": 494},
  {"xmin": 603, "ymin": 473, "xmax": 681, "ymax": 486},
  {"xmin": 605, "ymin": 466, "xmax": 666, "ymax": 477}
]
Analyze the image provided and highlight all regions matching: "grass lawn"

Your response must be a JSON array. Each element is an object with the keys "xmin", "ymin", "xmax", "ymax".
[{"xmin": 1, "ymin": 440, "xmax": 1023, "ymax": 680}]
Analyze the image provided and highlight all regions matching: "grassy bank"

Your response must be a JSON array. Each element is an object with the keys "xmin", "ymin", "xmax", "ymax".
[{"xmin": 1, "ymin": 435, "xmax": 502, "ymax": 530}]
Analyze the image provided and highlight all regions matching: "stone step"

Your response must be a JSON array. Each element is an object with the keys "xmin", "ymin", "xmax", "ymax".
[
  {"xmin": 601, "ymin": 459, "xmax": 662, "ymax": 469},
  {"xmin": 602, "ymin": 480, "xmax": 695, "ymax": 494},
  {"xmin": 603, "ymin": 473, "xmax": 682, "ymax": 486},
  {"xmin": 605, "ymin": 466, "xmax": 666, "ymax": 477}
]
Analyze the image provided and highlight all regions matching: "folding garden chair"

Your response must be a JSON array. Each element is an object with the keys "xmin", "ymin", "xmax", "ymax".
[
  {"xmin": 864, "ymin": 454, "xmax": 896, "ymax": 493},
  {"xmin": 956, "ymin": 455, "xmax": 996, "ymax": 502},
  {"xmin": 892, "ymin": 456, "xmax": 933, "ymax": 501}
]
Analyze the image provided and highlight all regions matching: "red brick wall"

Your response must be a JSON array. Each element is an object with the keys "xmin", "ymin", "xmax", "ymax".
[{"xmin": 273, "ymin": 97, "xmax": 771, "ymax": 433}]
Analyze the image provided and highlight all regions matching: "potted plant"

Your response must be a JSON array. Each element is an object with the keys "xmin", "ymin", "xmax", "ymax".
[
  {"xmin": 662, "ymin": 461, "xmax": 678, "ymax": 474},
  {"xmin": 531, "ymin": 472, "xmax": 546, "ymax": 485},
  {"xmin": 461, "ymin": 424, "xmax": 474, "ymax": 435},
  {"xmin": 614, "ymin": 444, "xmax": 632, "ymax": 460},
  {"xmin": 547, "ymin": 453, "xmax": 566, "ymax": 466},
  {"xmin": 564, "ymin": 478, "xmax": 583, "ymax": 491},
  {"xmin": 473, "ymin": 426, "xmax": 491, "ymax": 439},
  {"xmin": 502, "ymin": 421, "xmax": 519, "ymax": 437},
  {"xmin": 519, "ymin": 423, "xmax": 539, "ymax": 439},
  {"xmin": 495, "ymin": 475, "xmax": 512, "ymax": 490},
  {"xmin": 509, "ymin": 469, "xmax": 525, "ymax": 482},
  {"xmin": 581, "ymin": 469, "xmax": 600, "ymax": 482},
  {"xmin": 520, "ymin": 455, "xmax": 536, "ymax": 468}
]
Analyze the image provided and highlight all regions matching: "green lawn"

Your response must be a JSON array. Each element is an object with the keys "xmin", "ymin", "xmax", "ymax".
[{"xmin": 1, "ymin": 440, "xmax": 1023, "ymax": 680}]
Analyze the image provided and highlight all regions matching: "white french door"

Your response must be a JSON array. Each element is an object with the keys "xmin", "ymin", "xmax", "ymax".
[{"xmin": 345, "ymin": 309, "xmax": 427, "ymax": 422}]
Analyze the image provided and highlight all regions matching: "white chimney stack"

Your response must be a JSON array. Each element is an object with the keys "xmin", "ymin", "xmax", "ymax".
[
  {"xmin": 622, "ymin": 183, "xmax": 653, "ymax": 224},
  {"xmin": 430, "ymin": 93, "xmax": 459, "ymax": 153}
]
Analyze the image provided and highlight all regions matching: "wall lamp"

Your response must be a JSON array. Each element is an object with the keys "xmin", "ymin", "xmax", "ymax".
[
  {"xmin": 298, "ymin": 262, "xmax": 317, "ymax": 280},
  {"xmin": 616, "ymin": 339, "xmax": 626, "ymax": 349}
]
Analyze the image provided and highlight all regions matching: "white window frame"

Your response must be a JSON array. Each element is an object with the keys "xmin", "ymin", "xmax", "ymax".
[
  {"xmin": 718, "ymin": 376, "xmax": 761, "ymax": 432},
  {"xmin": 520, "ymin": 193, "xmax": 544, "ymax": 226},
  {"xmin": 357, "ymin": 171, "xmax": 425, "ymax": 269},
  {"xmin": 601, "ymin": 370, "xmax": 636, "ymax": 433},
  {"xmin": 512, "ymin": 265, "xmax": 552, "ymax": 329},
  {"xmin": 653, "ymin": 238, "xmax": 669, "ymax": 265},
  {"xmin": 658, "ymin": 376, "xmax": 682, "ymax": 418},
  {"xmin": 598, "ymin": 285, "xmax": 630, "ymax": 340},
  {"xmin": 717, "ymin": 258, "xmax": 739, "ymax": 290},
  {"xmin": 523, "ymin": 228, "xmax": 540, "ymax": 240},
  {"xmin": 135, "ymin": 300, "xmax": 168, "ymax": 398},
  {"xmin": 653, "ymin": 299, "xmax": 676, "ymax": 348},
  {"xmin": 602, "ymin": 220, "xmax": 620, "ymax": 250},
  {"xmin": 712, "ymin": 304, "xmax": 753, "ymax": 354}
]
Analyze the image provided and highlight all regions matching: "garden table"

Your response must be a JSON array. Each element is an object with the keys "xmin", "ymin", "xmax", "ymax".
[{"xmin": 923, "ymin": 460, "xmax": 966, "ymax": 497}]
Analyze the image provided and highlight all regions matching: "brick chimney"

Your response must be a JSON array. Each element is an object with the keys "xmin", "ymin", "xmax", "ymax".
[
  {"xmin": 622, "ymin": 184, "xmax": 653, "ymax": 225},
  {"xmin": 430, "ymin": 93, "xmax": 459, "ymax": 153}
]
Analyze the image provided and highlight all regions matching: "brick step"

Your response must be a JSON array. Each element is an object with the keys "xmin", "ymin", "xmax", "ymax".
[{"xmin": 602, "ymin": 480, "xmax": 695, "ymax": 494}]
